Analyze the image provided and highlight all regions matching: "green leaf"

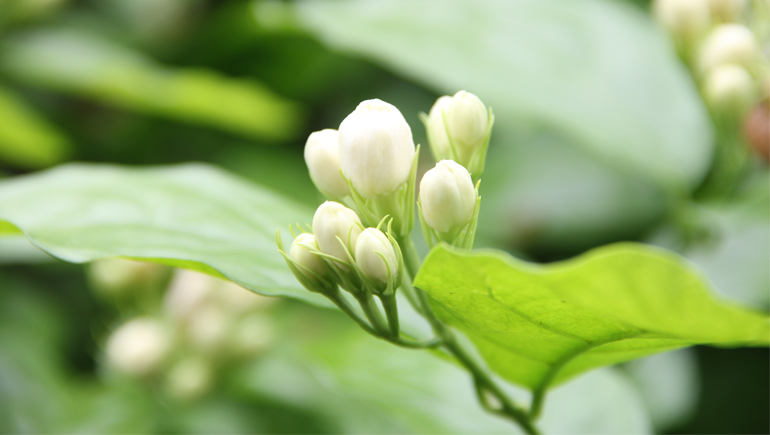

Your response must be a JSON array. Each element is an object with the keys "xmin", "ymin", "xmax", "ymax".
[
  {"xmin": 0, "ymin": 163, "xmax": 330, "ymax": 307},
  {"xmin": 257, "ymin": 0, "xmax": 713, "ymax": 189},
  {"xmin": 0, "ymin": 30, "xmax": 303, "ymax": 140},
  {"xmin": 414, "ymin": 243, "xmax": 769, "ymax": 394},
  {"xmin": 0, "ymin": 84, "xmax": 70, "ymax": 168}
]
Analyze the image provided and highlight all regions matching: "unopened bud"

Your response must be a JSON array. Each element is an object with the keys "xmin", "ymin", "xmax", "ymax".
[
  {"xmin": 338, "ymin": 99, "xmax": 416, "ymax": 197},
  {"xmin": 708, "ymin": 0, "xmax": 747, "ymax": 22},
  {"xmin": 419, "ymin": 160, "xmax": 477, "ymax": 234},
  {"xmin": 166, "ymin": 357, "xmax": 212, "ymax": 401},
  {"xmin": 106, "ymin": 317, "xmax": 169, "ymax": 378},
  {"xmin": 88, "ymin": 258, "xmax": 167, "ymax": 298},
  {"xmin": 355, "ymin": 228, "xmax": 397, "ymax": 284},
  {"xmin": 312, "ymin": 201, "xmax": 362, "ymax": 262},
  {"xmin": 700, "ymin": 24, "xmax": 758, "ymax": 71},
  {"xmin": 704, "ymin": 64, "xmax": 756, "ymax": 116},
  {"xmin": 446, "ymin": 91, "xmax": 489, "ymax": 151},
  {"xmin": 185, "ymin": 304, "xmax": 228, "ymax": 354},
  {"xmin": 304, "ymin": 129, "xmax": 350, "ymax": 198},
  {"xmin": 289, "ymin": 233, "xmax": 326, "ymax": 278},
  {"xmin": 425, "ymin": 96, "xmax": 453, "ymax": 160},
  {"xmin": 653, "ymin": 0, "xmax": 711, "ymax": 40}
]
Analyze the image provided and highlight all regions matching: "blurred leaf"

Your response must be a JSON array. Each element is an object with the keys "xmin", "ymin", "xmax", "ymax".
[
  {"xmin": 241, "ymin": 306, "xmax": 651, "ymax": 434},
  {"xmin": 0, "ymin": 30, "xmax": 302, "ymax": 140},
  {"xmin": 0, "ymin": 163, "xmax": 330, "ymax": 307},
  {"xmin": 256, "ymin": 0, "xmax": 713, "ymax": 190},
  {"xmin": 0, "ymin": 236, "xmax": 51, "ymax": 263},
  {"xmin": 0, "ymin": 85, "xmax": 70, "ymax": 168},
  {"xmin": 414, "ymin": 244, "xmax": 769, "ymax": 394}
]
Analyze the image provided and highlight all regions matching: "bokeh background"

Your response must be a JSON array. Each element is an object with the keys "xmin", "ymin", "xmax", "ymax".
[{"xmin": 0, "ymin": 0, "xmax": 768, "ymax": 433}]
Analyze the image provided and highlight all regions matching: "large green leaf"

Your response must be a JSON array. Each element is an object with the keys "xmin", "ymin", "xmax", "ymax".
[
  {"xmin": 0, "ymin": 84, "xmax": 70, "ymax": 168},
  {"xmin": 0, "ymin": 163, "xmax": 329, "ymax": 307},
  {"xmin": 255, "ymin": 0, "xmax": 712, "ymax": 189},
  {"xmin": 414, "ymin": 244, "xmax": 769, "ymax": 393},
  {"xmin": 0, "ymin": 30, "xmax": 302, "ymax": 140}
]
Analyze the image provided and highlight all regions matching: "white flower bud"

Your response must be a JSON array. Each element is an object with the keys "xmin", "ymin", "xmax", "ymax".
[
  {"xmin": 304, "ymin": 129, "xmax": 350, "ymax": 198},
  {"xmin": 106, "ymin": 317, "xmax": 169, "ymax": 377},
  {"xmin": 419, "ymin": 160, "xmax": 477, "ymax": 233},
  {"xmin": 700, "ymin": 24, "xmax": 758, "ymax": 71},
  {"xmin": 445, "ymin": 91, "xmax": 489, "ymax": 152},
  {"xmin": 312, "ymin": 201, "xmax": 362, "ymax": 261},
  {"xmin": 166, "ymin": 357, "xmax": 212, "ymax": 401},
  {"xmin": 338, "ymin": 99, "xmax": 416, "ymax": 197},
  {"xmin": 425, "ymin": 95, "xmax": 453, "ymax": 159},
  {"xmin": 185, "ymin": 304, "xmax": 228, "ymax": 353},
  {"xmin": 164, "ymin": 269, "xmax": 217, "ymax": 320},
  {"xmin": 654, "ymin": 0, "xmax": 711, "ymax": 40},
  {"xmin": 704, "ymin": 64, "xmax": 756, "ymax": 115},
  {"xmin": 354, "ymin": 228, "xmax": 397, "ymax": 284},
  {"xmin": 708, "ymin": 0, "xmax": 746, "ymax": 22},
  {"xmin": 289, "ymin": 233, "xmax": 326, "ymax": 278}
]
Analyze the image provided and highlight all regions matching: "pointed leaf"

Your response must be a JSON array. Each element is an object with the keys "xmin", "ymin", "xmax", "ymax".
[
  {"xmin": 414, "ymin": 243, "xmax": 769, "ymax": 394},
  {"xmin": 0, "ymin": 163, "xmax": 331, "ymax": 307}
]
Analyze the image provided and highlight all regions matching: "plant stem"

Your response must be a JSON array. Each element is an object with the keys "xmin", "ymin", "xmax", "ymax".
[
  {"xmin": 403, "ymin": 273, "xmax": 540, "ymax": 434},
  {"xmin": 379, "ymin": 293, "xmax": 400, "ymax": 339},
  {"xmin": 356, "ymin": 291, "xmax": 390, "ymax": 337}
]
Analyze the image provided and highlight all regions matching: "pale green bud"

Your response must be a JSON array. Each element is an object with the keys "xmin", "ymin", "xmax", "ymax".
[
  {"xmin": 654, "ymin": 0, "xmax": 711, "ymax": 40},
  {"xmin": 106, "ymin": 317, "xmax": 169, "ymax": 378},
  {"xmin": 425, "ymin": 95, "xmax": 453, "ymax": 160},
  {"xmin": 88, "ymin": 258, "xmax": 166, "ymax": 298},
  {"xmin": 312, "ymin": 201, "xmax": 362, "ymax": 261},
  {"xmin": 708, "ymin": 0, "xmax": 747, "ymax": 22},
  {"xmin": 289, "ymin": 233, "xmax": 326, "ymax": 278},
  {"xmin": 338, "ymin": 99, "xmax": 416, "ymax": 197},
  {"xmin": 704, "ymin": 63, "xmax": 756, "ymax": 115},
  {"xmin": 419, "ymin": 160, "xmax": 476, "ymax": 234},
  {"xmin": 354, "ymin": 228, "xmax": 397, "ymax": 284},
  {"xmin": 304, "ymin": 129, "xmax": 350, "ymax": 198},
  {"xmin": 700, "ymin": 24, "xmax": 758, "ymax": 71},
  {"xmin": 446, "ymin": 91, "xmax": 489, "ymax": 152},
  {"xmin": 166, "ymin": 357, "xmax": 212, "ymax": 401}
]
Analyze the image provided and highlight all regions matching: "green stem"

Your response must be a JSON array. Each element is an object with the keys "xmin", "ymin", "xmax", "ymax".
[
  {"xmin": 327, "ymin": 289, "xmax": 377, "ymax": 335},
  {"xmin": 404, "ymin": 274, "xmax": 540, "ymax": 434},
  {"xmin": 402, "ymin": 239, "xmax": 422, "ymax": 280},
  {"xmin": 379, "ymin": 293, "xmax": 400, "ymax": 339},
  {"xmin": 356, "ymin": 291, "xmax": 389, "ymax": 337}
]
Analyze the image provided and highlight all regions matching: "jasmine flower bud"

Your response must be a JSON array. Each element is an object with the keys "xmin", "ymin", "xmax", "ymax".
[
  {"xmin": 289, "ymin": 233, "xmax": 326, "ymax": 278},
  {"xmin": 700, "ymin": 24, "xmax": 758, "ymax": 71},
  {"xmin": 704, "ymin": 64, "xmax": 756, "ymax": 116},
  {"xmin": 338, "ymin": 99, "xmax": 416, "ymax": 197},
  {"xmin": 425, "ymin": 95, "xmax": 453, "ymax": 160},
  {"xmin": 654, "ymin": 0, "xmax": 710, "ymax": 40},
  {"xmin": 446, "ymin": 91, "xmax": 489, "ymax": 153},
  {"xmin": 106, "ymin": 317, "xmax": 169, "ymax": 378},
  {"xmin": 355, "ymin": 228, "xmax": 397, "ymax": 284},
  {"xmin": 312, "ymin": 201, "xmax": 362, "ymax": 262},
  {"xmin": 304, "ymin": 129, "xmax": 350, "ymax": 198},
  {"xmin": 419, "ymin": 160, "xmax": 477, "ymax": 234}
]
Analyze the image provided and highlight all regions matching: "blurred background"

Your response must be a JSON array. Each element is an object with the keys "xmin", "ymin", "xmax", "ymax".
[{"xmin": 0, "ymin": 0, "xmax": 768, "ymax": 433}]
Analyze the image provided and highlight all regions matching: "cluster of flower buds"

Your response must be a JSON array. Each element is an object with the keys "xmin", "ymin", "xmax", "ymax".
[
  {"xmin": 303, "ymin": 99, "xmax": 418, "ymax": 241},
  {"xmin": 101, "ymin": 267, "xmax": 276, "ymax": 402},
  {"xmin": 421, "ymin": 91, "xmax": 494, "ymax": 180},
  {"xmin": 282, "ymin": 94, "xmax": 492, "ymax": 344},
  {"xmin": 654, "ymin": 0, "xmax": 768, "ymax": 161}
]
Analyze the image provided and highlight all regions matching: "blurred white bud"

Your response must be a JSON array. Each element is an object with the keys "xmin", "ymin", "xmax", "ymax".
[
  {"xmin": 166, "ymin": 357, "xmax": 212, "ymax": 401},
  {"xmin": 304, "ymin": 129, "xmax": 350, "ymax": 198},
  {"xmin": 184, "ymin": 304, "xmax": 229, "ymax": 354},
  {"xmin": 88, "ymin": 258, "xmax": 166, "ymax": 298},
  {"xmin": 338, "ymin": 99, "xmax": 416, "ymax": 197},
  {"xmin": 704, "ymin": 64, "xmax": 756, "ymax": 115},
  {"xmin": 708, "ymin": 0, "xmax": 746, "ymax": 22},
  {"xmin": 289, "ymin": 233, "xmax": 326, "ymax": 278},
  {"xmin": 419, "ymin": 160, "xmax": 477, "ymax": 234},
  {"xmin": 354, "ymin": 228, "xmax": 397, "ymax": 284},
  {"xmin": 312, "ymin": 201, "xmax": 362, "ymax": 261},
  {"xmin": 230, "ymin": 313, "xmax": 275, "ymax": 356},
  {"xmin": 445, "ymin": 91, "xmax": 489, "ymax": 151},
  {"xmin": 106, "ymin": 317, "xmax": 169, "ymax": 377},
  {"xmin": 425, "ymin": 96, "xmax": 453, "ymax": 159},
  {"xmin": 653, "ymin": 0, "xmax": 711, "ymax": 40},
  {"xmin": 164, "ymin": 269, "xmax": 217, "ymax": 321},
  {"xmin": 700, "ymin": 24, "xmax": 758, "ymax": 71}
]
